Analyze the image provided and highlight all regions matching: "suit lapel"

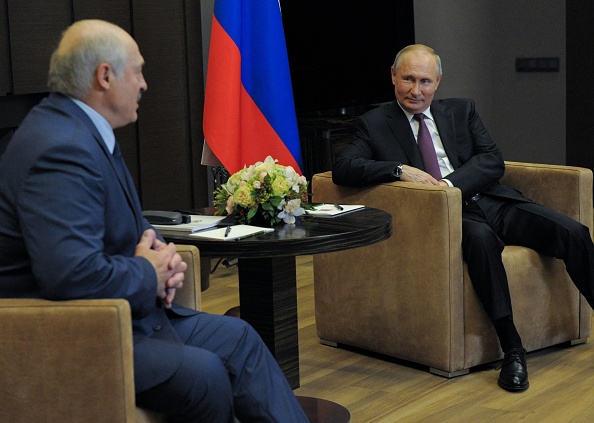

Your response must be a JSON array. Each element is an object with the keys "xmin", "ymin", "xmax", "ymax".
[
  {"xmin": 430, "ymin": 102, "xmax": 460, "ymax": 169},
  {"xmin": 385, "ymin": 102, "xmax": 425, "ymax": 169},
  {"xmin": 49, "ymin": 94, "xmax": 143, "ymax": 232}
]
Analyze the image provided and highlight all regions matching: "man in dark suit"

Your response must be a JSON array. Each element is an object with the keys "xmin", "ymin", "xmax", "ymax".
[
  {"xmin": 0, "ymin": 19, "xmax": 307, "ymax": 422},
  {"xmin": 333, "ymin": 44, "xmax": 594, "ymax": 393}
]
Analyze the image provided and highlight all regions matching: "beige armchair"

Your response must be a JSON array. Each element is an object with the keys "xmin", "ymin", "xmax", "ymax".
[
  {"xmin": 312, "ymin": 162, "xmax": 593, "ymax": 377},
  {"xmin": 0, "ymin": 244, "xmax": 201, "ymax": 423}
]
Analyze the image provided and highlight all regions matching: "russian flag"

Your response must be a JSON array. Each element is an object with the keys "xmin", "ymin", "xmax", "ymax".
[{"xmin": 203, "ymin": 0, "xmax": 303, "ymax": 175}]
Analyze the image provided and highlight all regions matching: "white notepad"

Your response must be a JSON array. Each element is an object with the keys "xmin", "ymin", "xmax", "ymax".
[
  {"xmin": 190, "ymin": 225, "xmax": 274, "ymax": 241},
  {"xmin": 306, "ymin": 204, "xmax": 364, "ymax": 217},
  {"xmin": 153, "ymin": 215, "xmax": 226, "ymax": 233}
]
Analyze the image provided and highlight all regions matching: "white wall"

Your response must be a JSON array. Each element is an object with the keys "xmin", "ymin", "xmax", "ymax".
[{"xmin": 414, "ymin": 0, "xmax": 566, "ymax": 164}]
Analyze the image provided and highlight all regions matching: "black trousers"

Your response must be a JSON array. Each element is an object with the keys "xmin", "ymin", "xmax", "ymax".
[{"xmin": 462, "ymin": 195, "xmax": 594, "ymax": 321}]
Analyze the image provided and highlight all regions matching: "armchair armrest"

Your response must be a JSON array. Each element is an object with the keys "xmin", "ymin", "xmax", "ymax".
[
  {"xmin": 311, "ymin": 171, "xmax": 463, "ymax": 269},
  {"xmin": 312, "ymin": 172, "xmax": 467, "ymax": 369},
  {"xmin": 0, "ymin": 299, "xmax": 136, "ymax": 422},
  {"xmin": 174, "ymin": 244, "xmax": 202, "ymax": 311}
]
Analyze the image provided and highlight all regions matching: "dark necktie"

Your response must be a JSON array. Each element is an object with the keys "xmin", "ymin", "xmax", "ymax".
[
  {"xmin": 112, "ymin": 142, "xmax": 133, "ymax": 191},
  {"xmin": 113, "ymin": 141, "xmax": 143, "ymax": 234},
  {"xmin": 414, "ymin": 114, "xmax": 442, "ymax": 179}
]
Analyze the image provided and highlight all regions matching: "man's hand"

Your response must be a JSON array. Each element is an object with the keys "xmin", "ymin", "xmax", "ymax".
[
  {"xmin": 135, "ymin": 229, "xmax": 187, "ymax": 308},
  {"xmin": 400, "ymin": 164, "xmax": 444, "ymax": 185}
]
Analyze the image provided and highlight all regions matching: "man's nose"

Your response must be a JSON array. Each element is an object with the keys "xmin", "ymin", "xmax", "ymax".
[{"xmin": 140, "ymin": 75, "xmax": 148, "ymax": 92}]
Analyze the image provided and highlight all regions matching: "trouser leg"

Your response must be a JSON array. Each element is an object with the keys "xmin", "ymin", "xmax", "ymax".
[
  {"xmin": 462, "ymin": 200, "xmax": 524, "ymax": 351},
  {"xmin": 171, "ymin": 312, "xmax": 308, "ymax": 423},
  {"xmin": 462, "ymin": 203, "xmax": 513, "ymax": 321},
  {"xmin": 135, "ymin": 345, "xmax": 234, "ymax": 423},
  {"xmin": 499, "ymin": 201, "xmax": 594, "ymax": 309}
]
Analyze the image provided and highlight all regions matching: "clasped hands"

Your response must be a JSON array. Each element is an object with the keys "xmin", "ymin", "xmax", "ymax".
[
  {"xmin": 400, "ymin": 164, "xmax": 449, "ymax": 186},
  {"xmin": 135, "ymin": 229, "xmax": 187, "ymax": 308}
]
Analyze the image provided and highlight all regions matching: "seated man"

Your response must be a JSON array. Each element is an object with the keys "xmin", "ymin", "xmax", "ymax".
[
  {"xmin": 333, "ymin": 43, "xmax": 594, "ymax": 393},
  {"xmin": 0, "ymin": 19, "xmax": 307, "ymax": 422}
]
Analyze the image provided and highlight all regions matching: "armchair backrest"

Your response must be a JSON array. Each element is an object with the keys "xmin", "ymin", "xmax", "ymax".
[{"xmin": 501, "ymin": 161, "xmax": 593, "ymax": 231}]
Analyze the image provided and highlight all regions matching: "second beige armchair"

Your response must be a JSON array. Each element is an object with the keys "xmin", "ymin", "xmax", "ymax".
[{"xmin": 312, "ymin": 162, "xmax": 592, "ymax": 377}]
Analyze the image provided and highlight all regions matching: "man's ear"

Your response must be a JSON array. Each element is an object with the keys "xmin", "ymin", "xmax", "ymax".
[
  {"xmin": 96, "ymin": 63, "xmax": 111, "ymax": 90},
  {"xmin": 435, "ymin": 73, "xmax": 443, "ymax": 90}
]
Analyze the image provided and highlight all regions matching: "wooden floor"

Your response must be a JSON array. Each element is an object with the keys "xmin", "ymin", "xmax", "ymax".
[{"xmin": 202, "ymin": 256, "xmax": 594, "ymax": 423}]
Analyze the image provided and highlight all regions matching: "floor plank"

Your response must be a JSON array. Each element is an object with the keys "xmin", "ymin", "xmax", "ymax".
[{"xmin": 202, "ymin": 255, "xmax": 594, "ymax": 422}]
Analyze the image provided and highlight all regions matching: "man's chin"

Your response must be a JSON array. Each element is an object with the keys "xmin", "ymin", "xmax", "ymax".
[{"xmin": 403, "ymin": 102, "xmax": 428, "ymax": 114}]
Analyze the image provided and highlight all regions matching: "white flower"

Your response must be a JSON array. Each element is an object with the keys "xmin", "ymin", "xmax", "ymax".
[{"xmin": 277, "ymin": 198, "xmax": 305, "ymax": 224}]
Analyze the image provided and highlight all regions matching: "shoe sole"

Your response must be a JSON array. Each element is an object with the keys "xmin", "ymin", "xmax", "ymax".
[{"xmin": 498, "ymin": 379, "xmax": 529, "ymax": 392}]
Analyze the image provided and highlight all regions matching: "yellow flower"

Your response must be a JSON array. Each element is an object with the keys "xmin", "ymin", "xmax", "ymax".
[
  {"xmin": 271, "ymin": 175, "xmax": 290, "ymax": 196},
  {"xmin": 233, "ymin": 185, "xmax": 254, "ymax": 207}
]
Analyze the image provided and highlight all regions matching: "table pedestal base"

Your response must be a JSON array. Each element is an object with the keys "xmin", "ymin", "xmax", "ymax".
[
  {"xmin": 238, "ymin": 256, "xmax": 300, "ymax": 388},
  {"xmin": 297, "ymin": 396, "xmax": 351, "ymax": 423}
]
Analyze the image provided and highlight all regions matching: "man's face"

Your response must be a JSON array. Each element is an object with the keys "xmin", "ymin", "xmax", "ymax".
[
  {"xmin": 107, "ymin": 41, "xmax": 147, "ymax": 129},
  {"xmin": 391, "ymin": 51, "xmax": 441, "ymax": 115}
]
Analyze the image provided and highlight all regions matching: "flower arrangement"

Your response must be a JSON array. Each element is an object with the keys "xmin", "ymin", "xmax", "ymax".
[{"xmin": 213, "ymin": 156, "xmax": 311, "ymax": 226}]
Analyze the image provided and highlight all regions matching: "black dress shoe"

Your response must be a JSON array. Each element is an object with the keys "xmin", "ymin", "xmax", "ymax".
[{"xmin": 497, "ymin": 348, "xmax": 529, "ymax": 392}]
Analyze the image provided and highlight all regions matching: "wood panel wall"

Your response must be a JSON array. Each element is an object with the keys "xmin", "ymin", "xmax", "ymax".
[{"xmin": 0, "ymin": 0, "xmax": 207, "ymax": 210}]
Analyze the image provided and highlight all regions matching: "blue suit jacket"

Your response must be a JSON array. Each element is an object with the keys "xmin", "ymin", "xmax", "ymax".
[
  {"xmin": 333, "ymin": 99, "xmax": 531, "ymax": 204},
  {"xmin": 0, "ymin": 93, "xmax": 195, "ymax": 392}
]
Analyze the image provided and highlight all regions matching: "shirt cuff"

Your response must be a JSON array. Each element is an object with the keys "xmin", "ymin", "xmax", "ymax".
[{"xmin": 441, "ymin": 178, "xmax": 454, "ymax": 187}]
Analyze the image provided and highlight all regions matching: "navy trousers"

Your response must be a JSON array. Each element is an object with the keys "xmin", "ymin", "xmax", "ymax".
[{"xmin": 135, "ymin": 312, "xmax": 308, "ymax": 422}]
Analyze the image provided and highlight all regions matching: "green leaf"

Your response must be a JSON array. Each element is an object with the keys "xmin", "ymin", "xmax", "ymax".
[{"xmin": 269, "ymin": 196, "xmax": 282, "ymax": 207}]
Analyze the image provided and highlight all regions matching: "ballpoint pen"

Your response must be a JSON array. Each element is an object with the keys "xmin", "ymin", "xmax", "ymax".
[
  {"xmin": 334, "ymin": 204, "xmax": 344, "ymax": 211},
  {"xmin": 224, "ymin": 226, "xmax": 232, "ymax": 237}
]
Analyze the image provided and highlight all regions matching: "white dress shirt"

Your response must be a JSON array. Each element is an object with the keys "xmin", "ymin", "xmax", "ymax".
[{"xmin": 397, "ymin": 102, "xmax": 455, "ymax": 185}]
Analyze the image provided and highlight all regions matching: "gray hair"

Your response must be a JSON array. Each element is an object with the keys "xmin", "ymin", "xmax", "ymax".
[
  {"xmin": 47, "ymin": 26, "xmax": 128, "ymax": 99},
  {"xmin": 393, "ymin": 44, "xmax": 442, "ymax": 77}
]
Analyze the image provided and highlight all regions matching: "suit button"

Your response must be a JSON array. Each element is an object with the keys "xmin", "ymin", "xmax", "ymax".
[{"xmin": 152, "ymin": 324, "xmax": 162, "ymax": 331}]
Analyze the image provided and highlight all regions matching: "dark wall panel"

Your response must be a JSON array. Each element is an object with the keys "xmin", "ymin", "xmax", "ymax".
[
  {"xmin": 0, "ymin": 0, "xmax": 11, "ymax": 95},
  {"xmin": 133, "ymin": 0, "xmax": 201, "ymax": 210},
  {"xmin": 566, "ymin": 1, "xmax": 594, "ymax": 175},
  {"xmin": 6, "ymin": 0, "xmax": 71, "ymax": 94},
  {"xmin": 73, "ymin": 0, "xmax": 131, "ymax": 31},
  {"xmin": 184, "ymin": 0, "xmax": 207, "ymax": 208}
]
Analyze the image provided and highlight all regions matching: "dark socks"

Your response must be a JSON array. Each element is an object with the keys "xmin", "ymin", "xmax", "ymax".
[{"xmin": 493, "ymin": 316, "xmax": 523, "ymax": 353}]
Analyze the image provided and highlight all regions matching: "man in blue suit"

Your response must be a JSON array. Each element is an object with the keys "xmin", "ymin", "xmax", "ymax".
[
  {"xmin": 0, "ymin": 19, "xmax": 308, "ymax": 422},
  {"xmin": 333, "ymin": 44, "xmax": 594, "ymax": 393}
]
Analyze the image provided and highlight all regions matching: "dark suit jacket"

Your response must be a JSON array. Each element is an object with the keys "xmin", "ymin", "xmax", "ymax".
[
  {"xmin": 0, "ymin": 93, "xmax": 196, "ymax": 392},
  {"xmin": 333, "ymin": 99, "xmax": 530, "ymax": 204}
]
